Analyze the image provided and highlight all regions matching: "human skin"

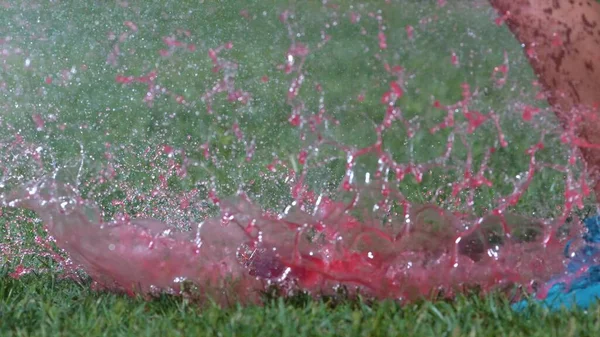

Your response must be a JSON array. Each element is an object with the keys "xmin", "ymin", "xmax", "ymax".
[{"xmin": 488, "ymin": 0, "xmax": 600, "ymax": 196}]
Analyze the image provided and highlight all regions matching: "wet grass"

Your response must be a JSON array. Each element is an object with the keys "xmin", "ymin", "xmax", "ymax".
[
  {"xmin": 2, "ymin": 271, "xmax": 600, "ymax": 337},
  {"xmin": 1, "ymin": 0, "xmax": 598, "ymax": 335}
]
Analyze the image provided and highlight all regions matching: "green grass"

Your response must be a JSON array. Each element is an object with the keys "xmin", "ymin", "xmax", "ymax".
[
  {"xmin": 2, "ymin": 272, "xmax": 600, "ymax": 337},
  {"xmin": 0, "ymin": 0, "xmax": 598, "ymax": 335}
]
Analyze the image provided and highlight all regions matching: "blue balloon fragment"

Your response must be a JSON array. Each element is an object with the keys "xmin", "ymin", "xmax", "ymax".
[{"xmin": 512, "ymin": 216, "xmax": 600, "ymax": 311}]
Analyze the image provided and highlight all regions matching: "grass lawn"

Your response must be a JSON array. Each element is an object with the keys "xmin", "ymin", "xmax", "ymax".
[
  {"xmin": 2, "ymin": 272, "xmax": 600, "ymax": 336},
  {"xmin": 1, "ymin": 0, "xmax": 598, "ymax": 335}
]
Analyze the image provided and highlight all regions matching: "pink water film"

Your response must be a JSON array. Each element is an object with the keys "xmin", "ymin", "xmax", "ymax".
[{"xmin": 1, "ymin": 0, "xmax": 599, "ymax": 306}]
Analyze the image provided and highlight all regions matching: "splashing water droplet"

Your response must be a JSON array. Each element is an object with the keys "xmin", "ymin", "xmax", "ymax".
[{"xmin": 1, "ymin": 0, "xmax": 600, "ymax": 308}]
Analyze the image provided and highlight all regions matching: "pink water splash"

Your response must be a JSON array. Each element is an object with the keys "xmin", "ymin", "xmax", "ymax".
[
  {"xmin": 1, "ymin": 0, "xmax": 599, "ymax": 308},
  {"xmin": 0, "ymin": 177, "xmax": 576, "ymax": 305}
]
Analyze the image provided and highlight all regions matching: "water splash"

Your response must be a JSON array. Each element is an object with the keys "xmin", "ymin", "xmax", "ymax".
[
  {"xmin": 0, "ymin": 175, "xmax": 577, "ymax": 305},
  {"xmin": 0, "ymin": 0, "xmax": 598, "ymax": 307},
  {"xmin": 513, "ymin": 216, "xmax": 600, "ymax": 310}
]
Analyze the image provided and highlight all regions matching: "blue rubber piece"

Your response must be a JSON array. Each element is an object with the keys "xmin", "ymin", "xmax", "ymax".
[{"xmin": 512, "ymin": 216, "xmax": 600, "ymax": 311}]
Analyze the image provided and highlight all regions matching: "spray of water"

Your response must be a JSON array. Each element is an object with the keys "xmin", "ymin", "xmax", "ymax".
[{"xmin": 1, "ymin": 0, "xmax": 599, "ymax": 306}]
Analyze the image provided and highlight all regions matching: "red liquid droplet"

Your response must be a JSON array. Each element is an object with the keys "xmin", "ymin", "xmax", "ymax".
[
  {"xmin": 378, "ymin": 31, "xmax": 387, "ymax": 49},
  {"xmin": 406, "ymin": 25, "xmax": 414, "ymax": 39}
]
